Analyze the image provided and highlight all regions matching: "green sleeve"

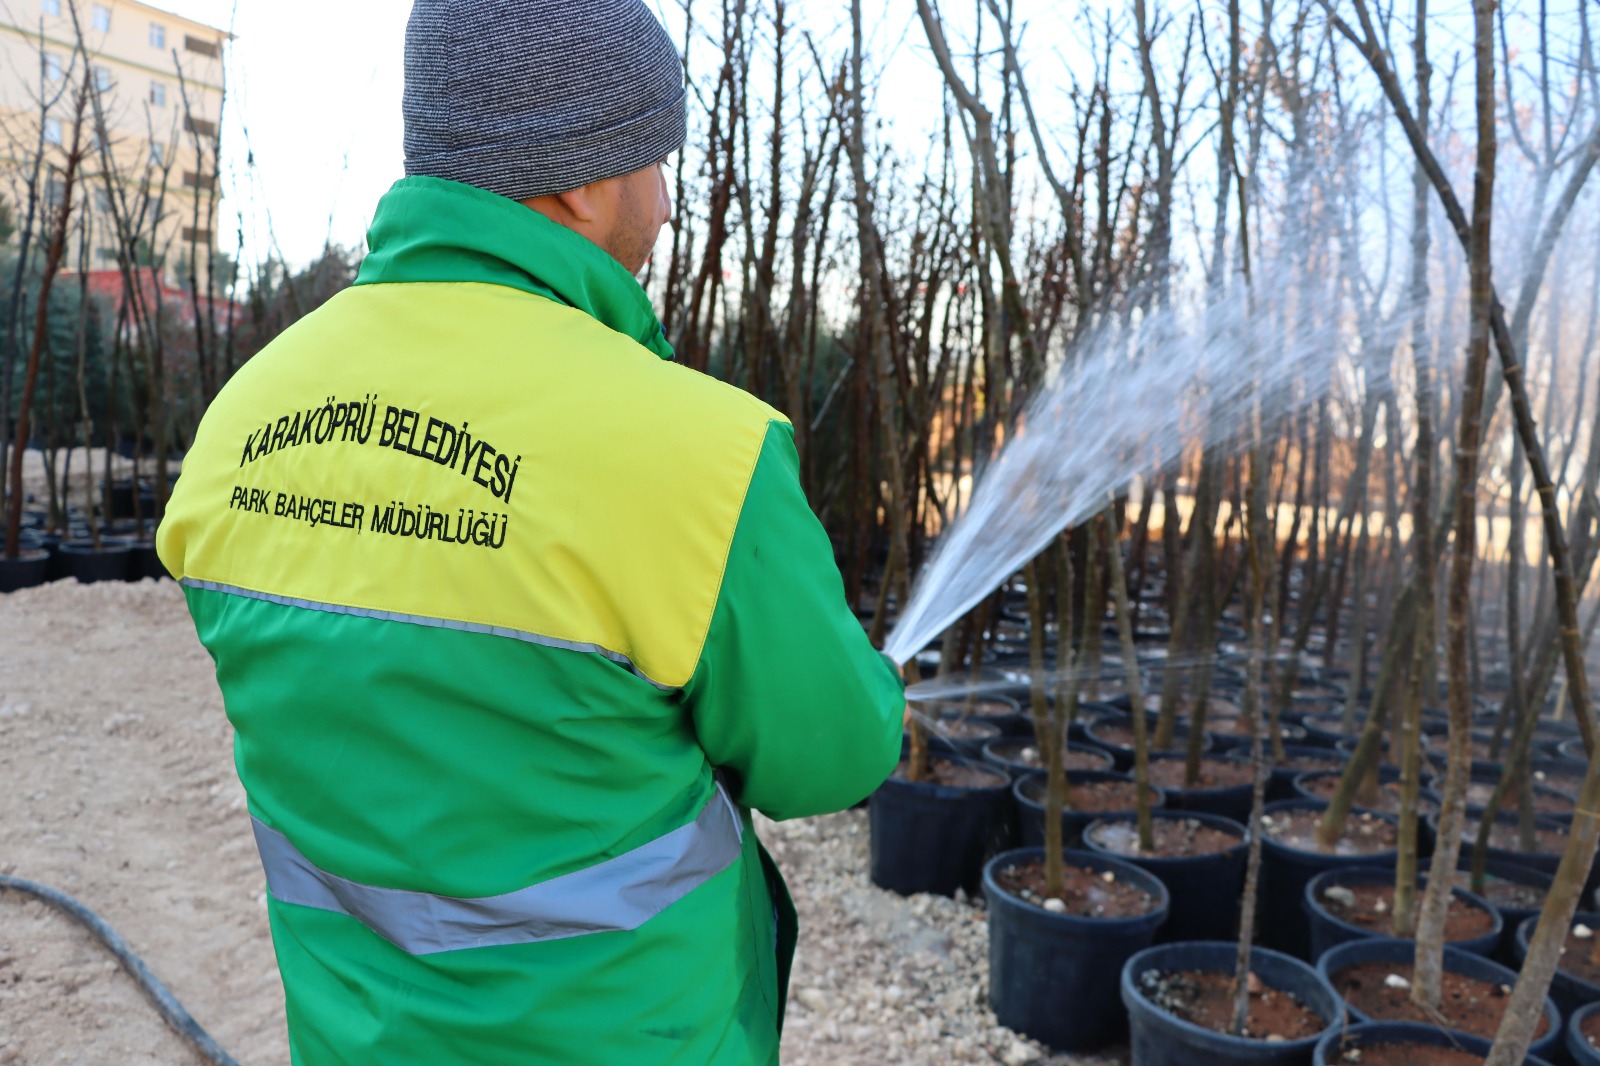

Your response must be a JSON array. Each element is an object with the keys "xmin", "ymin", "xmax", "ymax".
[{"xmin": 684, "ymin": 420, "xmax": 905, "ymax": 820}]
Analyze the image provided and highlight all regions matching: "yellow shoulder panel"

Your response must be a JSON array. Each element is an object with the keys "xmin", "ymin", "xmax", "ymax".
[{"xmin": 159, "ymin": 282, "xmax": 784, "ymax": 689}]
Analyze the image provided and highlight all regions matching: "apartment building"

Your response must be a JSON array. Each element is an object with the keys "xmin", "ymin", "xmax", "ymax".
[{"xmin": 0, "ymin": 0, "xmax": 228, "ymax": 291}]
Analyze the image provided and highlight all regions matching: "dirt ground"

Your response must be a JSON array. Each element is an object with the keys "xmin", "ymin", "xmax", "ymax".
[{"xmin": 0, "ymin": 579, "xmax": 1122, "ymax": 1066}]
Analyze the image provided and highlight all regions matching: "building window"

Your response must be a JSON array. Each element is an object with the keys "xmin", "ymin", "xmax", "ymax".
[
  {"xmin": 44, "ymin": 118, "xmax": 63, "ymax": 146},
  {"xmin": 94, "ymin": 188, "xmax": 113, "ymax": 212},
  {"xmin": 182, "ymin": 170, "xmax": 216, "ymax": 191},
  {"xmin": 42, "ymin": 0, "xmax": 61, "ymax": 15},
  {"xmin": 150, "ymin": 81, "xmax": 167, "ymax": 107},
  {"xmin": 94, "ymin": 66, "xmax": 112, "ymax": 93},
  {"xmin": 184, "ymin": 36, "xmax": 220, "ymax": 58},
  {"xmin": 91, "ymin": 4, "xmax": 110, "ymax": 31},
  {"xmin": 43, "ymin": 53, "xmax": 62, "ymax": 82},
  {"xmin": 150, "ymin": 22, "xmax": 166, "ymax": 49},
  {"xmin": 150, "ymin": 140, "xmax": 165, "ymax": 165},
  {"xmin": 182, "ymin": 226, "xmax": 213, "ymax": 245},
  {"xmin": 184, "ymin": 114, "xmax": 217, "ymax": 138}
]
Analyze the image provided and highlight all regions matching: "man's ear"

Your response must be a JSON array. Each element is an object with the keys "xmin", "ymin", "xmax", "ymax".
[{"xmin": 552, "ymin": 183, "xmax": 599, "ymax": 224}]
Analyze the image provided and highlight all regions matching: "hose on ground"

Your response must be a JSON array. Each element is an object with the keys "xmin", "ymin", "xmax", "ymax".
[{"xmin": 0, "ymin": 874, "xmax": 242, "ymax": 1066}]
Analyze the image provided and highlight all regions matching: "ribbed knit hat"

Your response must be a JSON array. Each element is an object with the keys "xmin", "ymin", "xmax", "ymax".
[{"xmin": 403, "ymin": 0, "xmax": 687, "ymax": 201}]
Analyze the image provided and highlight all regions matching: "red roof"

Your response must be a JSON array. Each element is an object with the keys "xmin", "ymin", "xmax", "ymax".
[{"xmin": 82, "ymin": 268, "xmax": 240, "ymax": 325}]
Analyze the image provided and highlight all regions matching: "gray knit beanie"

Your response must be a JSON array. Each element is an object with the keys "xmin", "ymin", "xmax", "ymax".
[{"xmin": 403, "ymin": 0, "xmax": 687, "ymax": 201}]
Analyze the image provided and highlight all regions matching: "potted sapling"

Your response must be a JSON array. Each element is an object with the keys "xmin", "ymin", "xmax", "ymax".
[
  {"xmin": 1122, "ymin": 441, "xmax": 1344, "ymax": 1064},
  {"xmin": 983, "ymin": 520, "xmax": 1170, "ymax": 1052}
]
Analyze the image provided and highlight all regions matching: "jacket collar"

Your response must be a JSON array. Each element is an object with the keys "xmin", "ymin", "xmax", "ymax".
[{"xmin": 355, "ymin": 176, "xmax": 674, "ymax": 361}]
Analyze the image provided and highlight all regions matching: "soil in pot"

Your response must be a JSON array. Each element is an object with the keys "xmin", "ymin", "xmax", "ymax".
[
  {"xmin": 1135, "ymin": 968, "xmax": 1326, "ymax": 1041},
  {"xmin": 894, "ymin": 758, "xmax": 1006, "ymax": 789},
  {"xmin": 984, "ymin": 738, "xmax": 1114, "ymax": 773},
  {"xmin": 1582, "ymin": 1009, "xmax": 1600, "ymax": 1055},
  {"xmin": 1531, "ymin": 764, "xmax": 1586, "ymax": 798},
  {"xmin": 1262, "ymin": 808, "xmax": 1400, "ymax": 856},
  {"xmin": 1087, "ymin": 816, "xmax": 1240, "ymax": 859},
  {"xmin": 1462, "ymin": 815, "xmax": 1570, "ymax": 858},
  {"xmin": 1147, "ymin": 757, "xmax": 1253, "ymax": 792},
  {"xmin": 1426, "ymin": 734, "xmax": 1499, "ymax": 761},
  {"xmin": 1207, "ymin": 716, "xmax": 1308, "ymax": 744},
  {"xmin": 916, "ymin": 695, "xmax": 1024, "ymax": 721},
  {"xmin": 1447, "ymin": 778, "xmax": 1577, "ymax": 818},
  {"xmin": 1324, "ymin": 1040, "xmax": 1500, "ymax": 1066},
  {"xmin": 1295, "ymin": 772, "xmax": 1440, "ymax": 818},
  {"xmin": 1550, "ymin": 923, "xmax": 1600, "ymax": 986},
  {"xmin": 1452, "ymin": 869, "xmax": 1546, "ymax": 911},
  {"xmin": 1315, "ymin": 881, "xmax": 1495, "ymax": 941},
  {"xmin": 1302, "ymin": 714, "xmax": 1357, "ymax": 743},
  {"xmin": 1139, "ymin": 694, "xmax": 1242, "ymax": 719},
  {"xmin": 994, "ymin": 858, "xmax": 1159, "ymax": 918},
  {"xmin": 1330, "ymin": 961, "xmax": 1550, "ymax": 1043},
  {"xmin": 1273, "ymin": 745, "xmax": 1350, "ymax": 787},
  {"xmin": 1091, "ymin": 721, "xmax": 1206, "ymax": 756},
  {"xmin": 1016, "ymin": 774, "xmax": 1162, "ymax": 816}
]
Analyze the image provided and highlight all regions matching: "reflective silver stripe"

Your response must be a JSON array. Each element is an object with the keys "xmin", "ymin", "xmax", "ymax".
[
  {"xmin": 252, "ymin": 784, "xmax": 744, "ymax": 955},
  {"xmin": 180, "ymin": 578, "xmax": 673, "ymax": 690}
]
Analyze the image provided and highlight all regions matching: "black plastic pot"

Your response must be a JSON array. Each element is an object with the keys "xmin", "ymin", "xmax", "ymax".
[
  {"xmin": 1013, "ymin": 769, "xmax": 1165, "ymax": 849},
  {"xmin": 1303, "ymin": 865, "xmax": 1501, "ymax": 962},
  {"xmin": 1316, "ymin": 1021, "xmax": 1556, "ymax": 1066},
  {"xmin": 1516, "ymin": 911, "xmax": 1600, "ymax": 1020},
  {"xmin": 869, "ymin": 756, "xmax": 1013, "ymax": 897},
  {"xmin": 1568, "ymin": 1001, "xmax": 1600, "ymax": 1066},
  {"xmin": 1258, "ymin": 799, "xmax": 1399, "ymax": 960},
  {"xmin": 984, "ymin": 846, "xmax": 1169, "ymax": 1051},
  {"xmin": 1454, "ymin": 858, "xmax": 1554, "ymax": 967},
  {"xmin": 127, "ymin": 538, "xmax": 169, "ymax": 581},
  {"xmin": 57, "ymin": 538, "xmax": 132, "ymax": 583},
  {"xmin": 980, "ymin": 737, "xmax": 1115, "ymax": 778},
  {"xmin": 1083, "ymin": 811, "xmax": 1248, "ymax": 943},
  {"xmin": 1146, "ymin": 752, "xmax": 1256, "ymax": 824},
  {"xmin": 106, "ymin": 478, "xmax": 138, "ymax": 519},
  {"xmin": 1318, "ymin": 938, "xmax": 1562, "ymax": 1060},
  {"xmin": 28, "ymin": 530, "xmax": 68, "ymax": 581},
  {"xmin": 0, "ymin": 549, "xmax": 51, "ymax": 593},
  {"xmin": 1267, "ymin": 746, "xmax": 1351, "ymax": 803},
  {"xmin": 1123, "ymin": 941, "xmax": 1341, "ymax": 1066}
]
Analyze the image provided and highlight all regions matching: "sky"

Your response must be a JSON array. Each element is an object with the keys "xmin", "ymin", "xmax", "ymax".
[
  {"xmin": 152, "ymin": 0, "xmax": 409, "ymax": 270},
  {"xmin": 147, "ymin": 0, "xmax": 1104, "ymax": 275},
  {"xmin": 146, "ymin": 0, "xmax": 1525, "ymax": 278}
]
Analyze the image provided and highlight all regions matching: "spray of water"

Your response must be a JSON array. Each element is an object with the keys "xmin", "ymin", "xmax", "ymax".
[{"xmin": 882, "ymin": 285, "xmax": 1407, "ymax": 665}]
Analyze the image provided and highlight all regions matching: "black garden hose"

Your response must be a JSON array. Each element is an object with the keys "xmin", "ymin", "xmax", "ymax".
[{"xmin": 0, "ymin": 874, "xmax": 242, "ymax": 1066}]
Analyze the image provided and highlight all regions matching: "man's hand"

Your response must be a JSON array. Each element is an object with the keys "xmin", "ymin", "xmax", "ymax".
[{"xmin": 895, "ymin": 661, "xmax": 911, "ymax": 727}]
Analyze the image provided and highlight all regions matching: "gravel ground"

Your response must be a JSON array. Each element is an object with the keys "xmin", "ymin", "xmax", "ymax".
[{"xmin": 0, "ymin": 578, "xmax": 1127, "ymax": 1065}]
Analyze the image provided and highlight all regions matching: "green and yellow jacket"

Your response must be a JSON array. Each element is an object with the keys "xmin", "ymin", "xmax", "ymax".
[{"xmin": 158, "ymin": 176, "xmax": 903, "ymax": 1065}]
